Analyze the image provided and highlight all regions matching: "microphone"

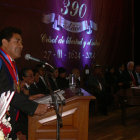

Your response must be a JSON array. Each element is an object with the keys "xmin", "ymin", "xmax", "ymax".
[
  {"xmin": 25, "ymin": 54, "xmax": 43, "ymax": 63},
  {"xmin": 25, "ymin": 54, "xmax": 54, "ymax": 69}
]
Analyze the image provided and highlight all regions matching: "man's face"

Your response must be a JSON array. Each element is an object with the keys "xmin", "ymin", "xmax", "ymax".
[
  {"xmin": 39, "ymin": 67, "xmax": 45, "ymax": 76},
  {"xmin": 127, "ymin": 63, "xmax": 134, "ymax": 71},
  {"xmin": 34, "ymin": 72, "xmax": 40, "ymax": 83},
  {"xmin": 53, "ymin": 69, "xmax": 59, "ymax": 78},
  {"xmin": 2, "ymin": 33, "xmax": 23, "ymax": 59},
  {"xmin": 120, "ymin": 64, "xmax": 125, "ymax": 71},
  {"xmin": 23, "ymin": 70, "xmax": 34, "ymax": 85}
]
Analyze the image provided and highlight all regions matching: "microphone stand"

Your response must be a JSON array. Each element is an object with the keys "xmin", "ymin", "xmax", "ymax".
[
  {"xmin": 46, "ymin": 74, "xmax": 63, "ymax": 140},
  {"xmin": 44, "ymin": 62, "xmax": 54, "ymax": 70},
  {"xmin": 50, "ymin": 90, "xmax": 63, "ymax": 140},
  {"xmin": 39, "ymin": 60, "xmax": 63, "ymax": 140}
]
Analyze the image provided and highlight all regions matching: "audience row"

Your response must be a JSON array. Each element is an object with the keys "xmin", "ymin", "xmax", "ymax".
[{"xmin": 16, "ymin": 61, "xmax": 140, "ymax": 138}]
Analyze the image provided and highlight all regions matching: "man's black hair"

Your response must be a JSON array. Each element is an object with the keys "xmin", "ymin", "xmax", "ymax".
[
  {"xmin": 35, "ymin": 64, "xmax": 44, "ymax": 72},
  {"xmin": 33, "ymin": 68, "xmax": 39, "ymax": 76},
  {"xmin": 19, "ymin": 68, "xmax": 32, "ymax": 80},
  {"xmin": 58, "ymin": 67, "xmax": 66, "ymax": 74},
  {"xmin": 0, "ymin": 26, "xmax": 22, "ymax": 46}
]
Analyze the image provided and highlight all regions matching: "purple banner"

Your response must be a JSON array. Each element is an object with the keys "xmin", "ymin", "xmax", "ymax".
[
  {"xmin": 0, "ymin": 0, "xmax": 133, "ymax": 71},
  {"xmin": 41, "ymin": 0, "xmax": 99, "ymax": 69}
]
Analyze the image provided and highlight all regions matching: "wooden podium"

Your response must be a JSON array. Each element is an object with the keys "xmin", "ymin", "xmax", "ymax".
[{"xmin": 28, "ymin": 88, "xmax": 96, "ymax": 140}]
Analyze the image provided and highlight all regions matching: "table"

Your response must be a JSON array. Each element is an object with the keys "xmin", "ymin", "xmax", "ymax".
[{"xmin": 117, "ymin": 87, "xmax": 140, "ymax": 125}]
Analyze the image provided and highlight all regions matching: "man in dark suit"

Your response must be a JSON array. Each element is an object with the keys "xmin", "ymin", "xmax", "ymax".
[
  {"xmin": 48, "ymin": 68, "xmax": 59, "ymax": 91},
  {"xmin": 35, "ymin": 64, "xmax": 50, "ymax": 94},
  {"xmin": 20, "ymin": 67, "xmax": 45, "ymax": 96},
  {"xmin": 122, "ymin": 61, "xmax": 138, "ymax": 88},
  {"xmin": 0, "ymin": 27, "xmax": 49, "ymax": 139},
  {"xmin": 87, "ymin": 65, "xmax": 108, "ymax": 115}
]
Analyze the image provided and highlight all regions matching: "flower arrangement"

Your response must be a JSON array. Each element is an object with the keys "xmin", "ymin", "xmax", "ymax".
[
  {"xmin": 0, "ymin": 91, "xmax": 15, "ymax": 140},
  {"xmin": 0, "ymin": 113, "xmax": 11, "ymax": 140}
]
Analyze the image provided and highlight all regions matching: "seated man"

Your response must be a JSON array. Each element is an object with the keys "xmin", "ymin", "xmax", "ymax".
[
  {"xmin": 20, "ymin": 68, "xmax": 46, "ymax": 96},
  {"xmin": 87, "ymin": 65, "xmax": 108, "ymax": 115},
  {"xmin": 48, "ymin": 68, "xmax": 59, "ymax": 91},
  {"xmin": 122, "ymin": 61, "xmax": 138, "ymax": 88},
  {"xmin": 35, "ymin": 64, "xmax": 50, "ymax": 94}
]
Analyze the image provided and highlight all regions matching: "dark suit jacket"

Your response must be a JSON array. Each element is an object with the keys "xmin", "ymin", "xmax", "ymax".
[
  {"xmin": 37, "ymin": 77, "xmax": 50, "ymax": 95},
  {"xmin": 28, "ymin": 83, "xmax": 43, "ymax": 95},
  {"xmin": 48, "ymin": 77, "xmax": 59, "ymax": 91},
  {"xmin": 87, "ymin": 74, "xmax": 106, "ymax": 96},
  {"xmin": 121, "ymin": 70, "xmax": 138, "ymax": 88},
  {"xmin": 57, "ymin": 77, "xmax": 69, "ymax": 90},
  {"xmin": 87, "ymin": 74, "xmax": 108, "ymax": 115},
  {"xmin": 0, "ymin": 57, "xmax": 38, "ymax": 139}
]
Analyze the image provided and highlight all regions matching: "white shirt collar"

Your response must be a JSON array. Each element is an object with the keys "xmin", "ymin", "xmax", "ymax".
[{"xmin": 25, "ymin": 83, "xmax": 30, "ymax": 89}]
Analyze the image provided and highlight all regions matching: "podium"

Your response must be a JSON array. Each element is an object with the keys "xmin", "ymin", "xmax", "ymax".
[{"xmin": 28, "ymin": 88, "xmax": 96, "ymax": 140}]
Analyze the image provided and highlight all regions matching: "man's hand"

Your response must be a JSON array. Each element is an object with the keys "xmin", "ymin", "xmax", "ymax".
[
  {"xmin": 34, "ymin": 104, "xmax": 49, "ymax": 115},
  {"xmin": 20, "ymin": 81, "xmax": 29, "ymax": 95},
  {"xmin": 29, "ymin": 94, "xmax": 45, "ymax": 100}
]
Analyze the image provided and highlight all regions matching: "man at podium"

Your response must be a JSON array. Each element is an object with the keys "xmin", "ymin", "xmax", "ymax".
[{"xmin": 0, "ymin": 27, "xmax": 49, "ymax": 139}]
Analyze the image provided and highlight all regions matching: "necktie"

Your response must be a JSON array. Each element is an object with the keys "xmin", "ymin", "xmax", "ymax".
[{"xmin": 129, "ymin": 72, "xmax": 136, "ymax": 86}]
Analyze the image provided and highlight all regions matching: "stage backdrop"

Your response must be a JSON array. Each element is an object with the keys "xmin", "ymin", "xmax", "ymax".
[{"xmin": 0, "ymin": 0, "xmax": 134, "ymax": 72}]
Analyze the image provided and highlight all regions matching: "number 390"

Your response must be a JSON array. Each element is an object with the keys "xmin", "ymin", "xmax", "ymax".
[{"xmin": 61, "ymin": 0, "xmax": 87, "ymax": 18}]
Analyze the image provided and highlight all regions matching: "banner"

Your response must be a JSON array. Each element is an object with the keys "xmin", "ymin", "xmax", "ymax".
[
  {"xmin": 41, "ymin": 0, "xmax": 99, "ymax": 69},
  {"xmin": 0, "ymin": 0, "xmax": 133, "ymax": 71}
]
